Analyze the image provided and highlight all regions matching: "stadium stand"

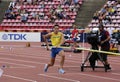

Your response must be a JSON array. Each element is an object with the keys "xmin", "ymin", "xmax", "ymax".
[
  {"xmin": 0, "ymin": 0, "xmax": 83, "ymax": 32},
  {"xmin": 88, "ymin": 0, "xmax": 120, "ymax": 31}
]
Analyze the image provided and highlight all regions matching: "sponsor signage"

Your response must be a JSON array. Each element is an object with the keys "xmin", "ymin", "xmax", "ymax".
[
  {"xmin": 41, "ymin": 31, "xmax": 87, "ymax": 42},
  {"xmin": 63, "ymin": 33, "xmax": 87, "ymax": 42},
  {"xmin": 0, "ymin": 32, "xmax": 41, "ymax": 42}
]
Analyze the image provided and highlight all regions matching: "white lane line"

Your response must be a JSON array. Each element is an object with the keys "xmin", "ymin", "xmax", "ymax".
[
  {"xmin": 0, "ymin": 52, "xmax": 80, "ymax": 63},
  {"xmin": 38, "ymin": 74, "xmax": 80, "ymax": 82},
  {"xmin": 112, "ymin": 73, "xmax": 120, "ymax": 76},
  {"xmin": 7, "ymin": 53, "xmax": 120, "ymax": 65},
  {"xmin": 0, "ymin": 57, "xmax": 80, "ymax": 68},
  {"xmin": 109, "ymin": 57, "xmax": 120, "ymax": 60},
  {"xmin": 49, "ymin": 73, "xmax": 120, "ymax": 82},
  {"xmin": 78, "ymin": 73, "xmax": 120, "ymax": 82},
  {"xmin": 16, "ymin": 50, "xmax": 81, "ymax": 60},
  {"xmin": 9, "ymin": 67, "xmax": 35, "ymax": 68},
  {"xmin": 0, "ymin": 53, "xmax": 81, "ymax": 64},
  {"xmin": 0, "ymin": 46, "xmax": 82, "ymax": 59},
  {"xmin": 0, "ymin": 57, "xmax": 56, "ymax": 66},
  {"xmin": 0, "ymin": 45, "xmax": 24, "ymax": 48},
  {"xmin": 110, "ymin": 59, "xmax": 120, "ymax": 63},
  {"xmin": 0, "ymin": 61, "xmax": 35, "ymax": 68},
  {"xmin": 0, "ymin": 52, "xmax": 119, "ymax": 67},
  {"xmin": 0, "ymin": 45, "xmax": 41, "ymax": 48},
  {"xmin": 3, "ymin": 74, "xmax": 37, "ymax": 82},
  {"xmin": 1, "ymin": 48, "xmax": 119, "ymax": 65},
  {"xmin": 0, "ymin": 57, "xmax": 46, "ymax": 65}
]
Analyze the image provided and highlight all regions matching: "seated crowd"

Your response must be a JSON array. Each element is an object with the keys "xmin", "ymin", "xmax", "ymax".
[
  {"xmin": 89, "ymin": 0, "xmax": 120, "ymax": 29},
  {"xmin": 1, "ymin": 0, "xmax": 83, "ymax": 30}
]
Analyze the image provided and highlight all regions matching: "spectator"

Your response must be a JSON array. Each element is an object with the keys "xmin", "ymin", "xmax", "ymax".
[
  {"xmin": 6, "ymin": 12, "xmax": 16, "ymax": 19},
  {"xmin": 9, "ymin": 1, "xmax": 16, "ymax": 8},
  {"xmin": 71, "ymin": 24, "xmax": 79, "ymax": 48},
  {"xmin": 15, "ymin": 3, "xmax": 21, "ymax": 13},
  {"xmin": 62, "ymin": 11, "xmax": 71, "ymax": 19},
  {"xmin": 38, "ymin": 1, "xmax": 45, "ymax": 9},
  {"xmin": 35, "ymin": 12, "xmax": 40, "ymax": 20},
  {"xmin": 69, "ymin": 4, "xmax": 76, "ymax": 12},
  {"xmin": 30, "ymin": 11, "xmax": 37, "ymax": 19},
  {"xmin": 26, "ymin": 0, "xmax": 32, "ymax": 5},
  {"xmin": 93, "ymin": 11, "xmax": 99, "ymax": 20},
  {"xmin": 48, "ymin": 0, "xmax": 53, "ymax": 2},
  {"xmin": 5, "ymin": 8, "xmax": 12, "ymax": 16},
  {"xmin": 49, "ymin": 12, "xmax": 56, "ymax": 23},
  {"xmin": 64, "ymin": 0, "xmax": 72, "ymax": 6},
  {"xmin": 73, "ymin": 0, "xmax": 79, "ymax": 5},
  {"xmin": 39, "ymin": 11, "xmax": 45, "ymax": 19},
  {"xmin": 21, "ymin": 11, "xmax": 28, "ymax": 23}
]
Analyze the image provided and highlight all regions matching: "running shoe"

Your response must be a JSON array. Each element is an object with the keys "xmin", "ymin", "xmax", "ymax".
[
  {"xmin": 44, "ymin": 64, "xmax": 48, "ymax": 72},
  {"xmin": 58, "ymin": 69, "xmax": 65, "ymax": 74}
]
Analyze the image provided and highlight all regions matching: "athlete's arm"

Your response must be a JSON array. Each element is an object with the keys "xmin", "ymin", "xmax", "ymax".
[
  {"xmin": 43, "ymin": 33, "xmax": 52, "ymax": 50},
  {"xmin": 58, "ymin": 33, "xmax": 65, "ymax": 47}
]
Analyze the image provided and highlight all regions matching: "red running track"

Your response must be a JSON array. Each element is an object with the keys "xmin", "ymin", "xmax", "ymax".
[{"xmin": 0, "ymin": 42, "xmax": 119, "ymax": 82}]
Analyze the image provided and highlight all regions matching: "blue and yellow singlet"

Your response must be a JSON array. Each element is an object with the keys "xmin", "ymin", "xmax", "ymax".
[{"xmin": 51, "ymin": 32, "xmax": 62, "ymax": 46}]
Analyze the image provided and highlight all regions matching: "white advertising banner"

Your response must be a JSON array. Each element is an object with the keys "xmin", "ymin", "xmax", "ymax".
[{"xmin": 0, "ymin": 32, "xmax": 41, "ymax": 42}]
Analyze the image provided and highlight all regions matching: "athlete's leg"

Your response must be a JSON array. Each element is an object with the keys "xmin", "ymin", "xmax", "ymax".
[
  {"xmin": 58, "ymin": 50, "xmax": 65, "ymax": 74},
  {"xmin": 44, "ymin": 48, "xmax": 56, "ymax": 72},
  {"xmin": 44, "ymin": 58, "xmax": 55, "ymax": 72},
  {"xmin": 58, "ymin": 50, "xmax": 65, "ymax": 69}
]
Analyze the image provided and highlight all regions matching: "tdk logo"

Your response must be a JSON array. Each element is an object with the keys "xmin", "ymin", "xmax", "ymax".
[
  {"xmin": 2, "ymin": 34, "xmax": 8, "ymax": 40},
  {"xmin": 2, "ymin": 34, "xmax": 27, "ymax": 40}
]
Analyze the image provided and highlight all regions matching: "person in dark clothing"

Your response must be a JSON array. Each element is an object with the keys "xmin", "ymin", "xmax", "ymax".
[{"xmin": 98, "ymin": 24, "xmax": 111, "ymax": 70}]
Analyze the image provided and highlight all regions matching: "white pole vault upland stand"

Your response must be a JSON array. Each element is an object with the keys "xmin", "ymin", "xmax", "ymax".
[
  {"xmin": 81, "ymin": 29, "xmax": 90, "ymax": 64},
  {"xmin": 82, "ymin": 31, "xmax": 85, "ymax": 64},
  {"xmin": 80, "ymin": 29, "xmax": 90, "ymax": 70},
  {"xmin": 81, "ymin": 31, "xmax": 92, "ymax": 68}
]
